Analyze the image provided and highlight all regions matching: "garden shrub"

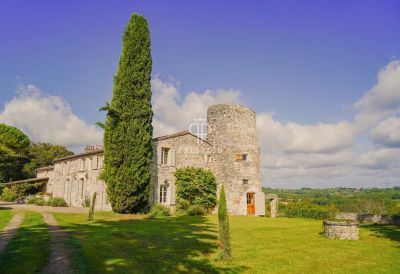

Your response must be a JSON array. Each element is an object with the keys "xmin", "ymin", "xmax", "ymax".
[
  {"xmin": 174, "ymin": 167, "xmax": 217, "ymax": 213},
  {"xmin": 280, "ymin": 202, "xmax": 337, "ymax": 219},
  {"xmin": 33, "ymin": 197, "xmax": 46, "ymax": 206},
  {"xmin": 148, "ymin": 204, "xmax": 171, "ymax": 218},
  {"xmin": 47, "ymin": 197, "xmax": 68, "ymax": 207},
  {"xmin": 0, "ymin": 187, "xmax": 17, "ymax": 202},
  {"xmin": 186, "ymin": 205, "xmax": 206, "ymax": 216}
]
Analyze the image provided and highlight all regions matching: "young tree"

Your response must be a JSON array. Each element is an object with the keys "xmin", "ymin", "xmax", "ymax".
[
  {"xmin": 101, "ymin": 14, "xmax": 153, "ymax": 213},
  {"xmin": 174, "ymin": 167, "xmax": 217, "ymax": 213},
  {"xmin": 0, "ymin": 124, "xmax": 30, "ymax": 182},
  {"xmin": 218, "ymin": 185, "xmax": 231, "ymax": 260}
]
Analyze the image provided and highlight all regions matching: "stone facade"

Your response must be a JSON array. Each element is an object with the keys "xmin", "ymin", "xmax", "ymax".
[
  {"xmin": 323, "ymin": 220, "xmax": 360, "ymax": 240},
  {"xmin": 36, "ymin": 103, "xmax": 265, "ymax": 215}
]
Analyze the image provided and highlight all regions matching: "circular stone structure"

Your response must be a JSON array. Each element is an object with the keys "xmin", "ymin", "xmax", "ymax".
[
  {"xmin": 323, "ymin": 220, "xmax": 360, "ymax": 240},
  {"xmin": 206, "ymin": 104, "xmax": 265, "ymax": 216}
]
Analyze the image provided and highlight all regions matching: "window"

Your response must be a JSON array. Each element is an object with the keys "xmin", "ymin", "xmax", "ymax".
[
  {"xmin": 63, "ymin": 162, "xmax": 68, "ymax": 174},
  {"xmin": 80, "ymin": 178, "xmax": 85, "ymax": 199},
  {"xmin": 235, "ymin": 154, "xmax": 248, "ymax": 161},
  {"xmin": 243, "ymin": 179, "xmax": 249, "ymax": 184},
  {"xmin": 159, "ymin": 185, "xmax": 167, "ymax": 203},
  {"xmin": 161, "ymin": 147, "xmax": 170, "ymax": 165},
  {"xmin": 80, "ymin": 158, "xmax": 86, "ymax": 171},
  {"xmin": 92, "ymin": 156, "xmax": 98, "ymax": 170}
]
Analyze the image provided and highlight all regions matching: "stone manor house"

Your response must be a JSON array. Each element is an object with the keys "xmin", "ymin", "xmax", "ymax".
[{"xmin": 28, "ymin": 104, "xmax": 266, "ymax": 215}]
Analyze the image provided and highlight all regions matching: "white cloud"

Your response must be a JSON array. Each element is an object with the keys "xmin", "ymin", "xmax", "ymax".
[
  {"xmin": 257, "ymin": 113, "xmax": 355, "ymax": 154},
  {"xmin": 369, "ymin": 116, "xmax": 400, "ymax": 147},
  {"xmin": 0, "ymin": 84, "xmax": 103, "ymax": 149},
  {"xmin": 354, "ymin": 60, "xmax": 400, "ymax": 130},
  {"xmin": 151, "ymin": 77, "xmax": 242, "ymax": 137},
  {"xmin": 355, "ymin": 147, "xmax": 400, "ymax": 169}
]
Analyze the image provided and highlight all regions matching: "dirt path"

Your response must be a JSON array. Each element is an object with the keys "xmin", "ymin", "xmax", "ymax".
[
  {"xmin": 40, "ymin": 213, "xmax": 72, "ymax": 274},
  {"xmin": 0, "ymin": 213, "xmax": 24, "ymax": 253}
]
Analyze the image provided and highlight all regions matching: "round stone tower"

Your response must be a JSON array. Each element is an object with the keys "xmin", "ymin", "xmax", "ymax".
[{"xmin": 207, "ymin": 104, "xmax": 265, "ymax": 215}]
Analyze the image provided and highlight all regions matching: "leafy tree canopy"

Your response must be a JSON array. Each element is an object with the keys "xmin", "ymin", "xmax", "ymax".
[
  {"xmin": 23, "ymin": 142, "xmax": 73, "ymax": 178},
  {"xmin": 174, "ymin": 167, "xmax": 217, "ymax": 213},
  {"xmin": 0, "ymin": 124, "xmax": 30, "ymax": 182}
]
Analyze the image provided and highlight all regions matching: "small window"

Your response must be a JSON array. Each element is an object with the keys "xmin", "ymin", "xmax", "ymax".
[
  {"xmin": 92, "ymin": 157, "xmax": 98, "ymax": 170},
  {"xmin": 243, "ymin": 179, "xmax": 249, "ymax": 184},
  {"xmin": 206, "ymin": 154, "xmax": 212, "ymax": 163},
  {"xmin": 161, "ymin": 147, "xmax": 170, "ymax": 165},
  {"xmin": 80, "ymin": 158, "xmax": 86, "ymax": 171},
  {"xmin": 159, "ymin": 185, "xmax": 167, "ymax": 203},
  {"xmin": 236, "ymin": 154, "xmax": 248, "ymax": 161}
]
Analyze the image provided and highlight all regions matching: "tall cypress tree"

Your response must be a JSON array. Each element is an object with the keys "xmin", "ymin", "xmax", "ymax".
[
  {"xmin": 218, "ymin": 185, "xmax": 232, "ymax": 260},
  {"xmin": 102, "ymin": 14, "xmax": 153, "ymax": 213}
]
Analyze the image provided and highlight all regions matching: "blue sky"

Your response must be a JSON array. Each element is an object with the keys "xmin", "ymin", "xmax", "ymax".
[{"xmin": 1, "ymin": 1, "xmax": 400, "ymax": 188}]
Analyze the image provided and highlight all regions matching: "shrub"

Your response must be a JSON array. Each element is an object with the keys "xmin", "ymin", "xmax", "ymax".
[
  {"xmin": 280, "ymin": 202, "xmax": 336, "ymax": 219},
  {"xmin": 47, "ymin": 197, "xmax": 68, "ymax": 207},
  {"xmin": 0, "ymin": 187, "xmax": 17, "ymax": 202},
  {"xmin": 174, "ymin": 167, "xmax": 217, "ymax": 213},
  {"xmin": 33, "ymin": 197, "xmax": 46, "ymax": 206},
  {"xmin": 186, "ymin": 205, "xmax": 206, "ymax": 216},
  {"xmin": 148, "ymin": 204, "xmax": 171, "ymax": 218}
]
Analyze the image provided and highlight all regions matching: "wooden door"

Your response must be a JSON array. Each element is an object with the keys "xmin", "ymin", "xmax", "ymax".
[{"xmin": 247, "ymin": 192, "xmax": 255, "ymax": 215}]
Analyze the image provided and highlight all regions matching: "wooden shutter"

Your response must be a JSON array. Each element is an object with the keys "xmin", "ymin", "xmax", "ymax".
[{"xmin": 170, "ymin": 149, "xmax": 176, "ymax": 166}]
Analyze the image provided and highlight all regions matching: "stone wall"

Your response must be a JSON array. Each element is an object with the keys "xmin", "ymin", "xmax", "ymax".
[
  {"xmin": 152, "ymin": 133, "xmax": 212, "ymax": 209},
  {"xmin": 336, "ymin": 212, "xmax": 399, "ymax": 225},
  {"xmin": 47, "ymin": 152, "xmax": 111, "ymax": 210},
  {"xmin": 323, "ymin": 220, "xmax": 360, "ymax": 240}
]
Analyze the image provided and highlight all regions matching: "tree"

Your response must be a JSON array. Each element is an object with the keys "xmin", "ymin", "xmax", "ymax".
[
  {"xmin": 23, "ymin": 142, "xmax": 73, "ymax": 178},
  {"xmin": 0, "ymin": 124, "xmax": 30, "ymax": 183},
  {"xmin": 218, "ymin": 185, "xmax": 231, "ymax": 260},
  {"xmin": 174, "ymin": 167, "xmax": 217, "ymax": 213},
  {"xmin": 101, "ymin": 14, "xmax": 153, "ymax": 213}
]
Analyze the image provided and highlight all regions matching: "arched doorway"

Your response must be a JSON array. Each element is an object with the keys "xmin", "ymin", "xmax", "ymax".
[{"xmin": 246, "ymin": 192, "xmax": 255, "ymax": 215}]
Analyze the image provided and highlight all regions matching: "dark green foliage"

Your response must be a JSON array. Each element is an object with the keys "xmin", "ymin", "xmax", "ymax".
[
  {"xmin": 101, "ymin": 14, "xmax": 153, "ymax": 213},
  {"xmin": 186, "ymin": 205, "xmax": 206, "ymax": 216},
  {"xmin": 22, "ymin": 142, "xmax": 73, "ymax": 178},
  {"xmin": 174, "ymin": 167, "xmax": 217, "ymax": 213},
  {"xmin": 218, "ymin": 186, "xmax": 231, "ymax": 260},
  {"xmin": 0, "ymin": 124, "xmax": 30, "ymax": 183},
  {"xmin": 47, "ymin": 197, "xmax": 68, "ymax": 207},
  {"xmin": 88, "ymin": 192, "xmax": 97, "ymax": 220},
  {"xmin": 147, "ymin": 204, "xmax": 171, "ymax": 218}
]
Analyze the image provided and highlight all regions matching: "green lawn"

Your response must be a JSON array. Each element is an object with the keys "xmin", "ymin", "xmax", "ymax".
[
  {"xmin": 0, "ymin": 211, "xmax": 49, "ymax": 274},
  {"xmin": 0, "ymin": 208, "xmax": 14, "ymax": 231},
  {"xmin": 54, "ymin": 212, "xmax": 400, "ymax": 274}
]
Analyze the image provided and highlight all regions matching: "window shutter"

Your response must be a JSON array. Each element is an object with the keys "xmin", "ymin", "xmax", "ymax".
[
  {"xmin": 170, "ymin": 149, "xmax": 176, "ymax": 166},
  {"xmin": 157, "ymin": 146, "xmax": 162, "ymax": 165}
]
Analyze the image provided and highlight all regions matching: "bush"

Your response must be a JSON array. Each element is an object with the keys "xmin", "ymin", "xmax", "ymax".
[
  {"xmin": 33, "ymin": 197, "xmax": 46, "ymax": 206},
  {"xmin": 174, "ymin": 167, "xmax": 217, "ymax": 213},
  {"xmin": 280, "ymin": 202, "xmax": 336, "ymax": 219},
  {"xmin": 0, "ymin": 187, "xmax": 17, "ymax": 202},
  {"xmin": 186, "ymin": 205, "xmax": 206, "ymax": 216},
  {"xmin": 47, "ymin": 197, "xmax": 68, "ymax": 207},
  {"xmin": 148, "ymin": 204, "xmax": 171, "ymax": 218}
]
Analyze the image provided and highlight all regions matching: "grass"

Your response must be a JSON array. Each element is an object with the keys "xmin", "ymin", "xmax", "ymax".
[
  {"xmin": 0, "ymin": 211, "xmax": 50, "ymax": 273},
  {"xmin": 53, "ymin": 212, "xmax": 400, "ymax": 274},
  {"xmin": 0, "ymin": 208, "xmax": 14, "ymax": 231}
]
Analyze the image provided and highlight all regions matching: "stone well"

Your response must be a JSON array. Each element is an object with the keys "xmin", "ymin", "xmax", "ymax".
[{"xmin": 323, "ymin": 220, "xmax": 359, "ymax": 240}]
